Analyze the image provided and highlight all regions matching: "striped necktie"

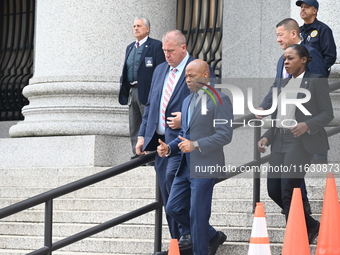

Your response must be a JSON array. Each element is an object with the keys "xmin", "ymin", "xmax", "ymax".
[{"xmin": 161, "ymin": 68, "xmax": 178, "ymax": 128}]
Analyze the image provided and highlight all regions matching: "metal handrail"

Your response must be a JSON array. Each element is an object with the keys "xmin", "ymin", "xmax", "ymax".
[
  {"xmin": 0, "ymin": 152, "xmax": 162, "ymax": 255},
  {"xmin": 0, "ymin": 80, "xmax": 339, "ymax": 254},
  {"xmin": 0, "ymin": 153, "xmax": 156, "ymax": 218}
]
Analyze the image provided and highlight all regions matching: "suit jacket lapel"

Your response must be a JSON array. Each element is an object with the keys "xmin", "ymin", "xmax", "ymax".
[
  {"xmin": 297, "ymin": 71, "xmax": 310, "ymax": 99},
  {"xmin": 156, "ymin": 66, "xmax": 171, "ymax": 103},
  {"xmin": 126, "ymin": 42, "xmax": 134, "ymax": 60},
  {"xmin": 281, "ymin": 71, "xmax": 310, "ymax": 99},
  {"xmin": 139, "ymin": 38, "xmax": 151, "ymax": 66},
  {"xmin": 170, "ymin": 70, "xmax": 185, "ymax": 102},
  {"xmin": 278, "ymin": 55, "xmax": 284, "ymax": 78},
  {"xmin": 168, "ymin": 57, "xmax": 192, "ymax": 105},
  {"xmin": 279, "ymin": 77, "xmax": 292, "ymax": 95}
]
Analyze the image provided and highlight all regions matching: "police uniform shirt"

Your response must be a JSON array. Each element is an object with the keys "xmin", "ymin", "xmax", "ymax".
[{"xmin": 300, "ymin": 18, "xmax": 337, "ymax": 71}]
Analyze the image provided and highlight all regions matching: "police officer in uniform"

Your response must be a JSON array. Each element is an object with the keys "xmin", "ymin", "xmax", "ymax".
[{"xmin": 296, "ymin": 0, "xmax": 337, "ymax": 77}]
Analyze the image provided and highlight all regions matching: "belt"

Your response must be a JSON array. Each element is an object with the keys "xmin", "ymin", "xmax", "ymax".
[{"xmin": 275, "ymin": 128, "xmax": 292, "ymax": 134}]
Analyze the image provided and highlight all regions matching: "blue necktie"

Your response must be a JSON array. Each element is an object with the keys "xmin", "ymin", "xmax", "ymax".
[{"xmin": 187, "ymin": 93, "xmax": 198, "ymax": 126}]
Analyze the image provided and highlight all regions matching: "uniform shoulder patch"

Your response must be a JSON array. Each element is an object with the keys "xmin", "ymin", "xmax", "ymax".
[{"xmin": 310, "ymin": 30, "xmax": 318, "ymax": 37}]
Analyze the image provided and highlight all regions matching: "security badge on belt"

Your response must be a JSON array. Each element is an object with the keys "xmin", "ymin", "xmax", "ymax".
[
  {"xmin": 145, "ymin": 57, "xmax": 153, "ymax": 67},
  {"xmin": 307, "ymin": 30, "xmax": 318, "ymax": 42}
]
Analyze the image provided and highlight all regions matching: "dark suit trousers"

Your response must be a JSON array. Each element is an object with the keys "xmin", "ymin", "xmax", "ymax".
[
  {"xmin": 267, "ymin": 132, "xmax": 318, "ymax": 231},
  {"xmin": 128, "ymin": 87, "xmax": 144, "ymax": 154},
  {"xmin": 155, "ymin": 153, "xmax": 182, "ymax": 239},
  {"xmin": 166, "ymin": 160, "xmax": 217, "ymax": 255}
]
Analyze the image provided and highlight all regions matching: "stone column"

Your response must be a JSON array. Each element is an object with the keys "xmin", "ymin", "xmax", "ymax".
[
  {"xmin": 222, "ymin": 0, "xmax": 291, "ymax": 165},
  {"xmin": 4, "ymin": 0, "xmax": 176, "ymax": 167},
  {"xmin": 9, "ymin": 0, "xmax": 176, "ymax": 137}
]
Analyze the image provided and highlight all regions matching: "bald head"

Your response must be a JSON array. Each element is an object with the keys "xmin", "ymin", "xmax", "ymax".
[
  {"xmin": 185, "ymin": 59, "xmax": 210, "ymax": 92},
  {"xmin": 187, "ymin": 59, "xmax": 210, "ymax": 74},
  {"xmin": 162, "ymin": 30, "xmax": 186, "ymax": 46},
  {"xmin": 162, "ymin": 30, "xmax": 187, "ymax": 67}
]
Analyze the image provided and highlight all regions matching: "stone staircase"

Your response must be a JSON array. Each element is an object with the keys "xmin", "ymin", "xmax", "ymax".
[{"xmin": 0, "ymin": 165, "xmax": 336, "ymax": 255}]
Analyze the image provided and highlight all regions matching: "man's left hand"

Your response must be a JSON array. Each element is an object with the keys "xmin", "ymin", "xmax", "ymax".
[
  {"xmin": 178, "ymin": 136, "xmax": 195, "ymax": 153},
  {"xmin": 167, "ymin": 112, "xmax": 181, "ymax": 129},
  {"xmin": 291, "ymin": 122, "xmax": 308, "ymax": 137}
]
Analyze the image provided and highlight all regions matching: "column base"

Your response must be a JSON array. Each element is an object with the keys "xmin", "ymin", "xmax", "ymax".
[{"xmin": 0, "ymin": 135, "xmax": 132, "ymax": 168}]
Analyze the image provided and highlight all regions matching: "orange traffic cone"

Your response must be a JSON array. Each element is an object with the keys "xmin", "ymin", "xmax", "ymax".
[
  {"xmin": 247, "ymin": 202, "xmax": 271, "ymax": 255},
  {"xmin": 282, "ymin": 188, "xmax": 310, "ymax": 255},
  {"xmin": 316, "ymin": 173, "xmax": 340, "ymax": 255},
  {"xmin": 168, "ymin": 238, "xmax": 180, "ymax": 255}
]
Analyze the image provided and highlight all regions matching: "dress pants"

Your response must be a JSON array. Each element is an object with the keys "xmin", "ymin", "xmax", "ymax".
[
  {"xmin": 267, "ymin": 132, "xmax": 318, "ymax": 231},
  {"xmin": 128, "ymin": 86, "xmax": 145, "ymax": 154},
  {"xmin": 154, "ymin": 153, "xmax": 182, "ymax": 239},
  {"xmin": 166, "ymin": 160, "xmax": 217, "ymax": 255}
]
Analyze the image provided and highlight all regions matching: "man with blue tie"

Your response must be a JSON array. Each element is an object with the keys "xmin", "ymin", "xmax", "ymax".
[
  {"xmin": 157, "ymin": 59, "xmax": 233, "ymax": 255},
  {"xmin": 136, "ymin": 30, "xmax": 194, "ymax": 255}
]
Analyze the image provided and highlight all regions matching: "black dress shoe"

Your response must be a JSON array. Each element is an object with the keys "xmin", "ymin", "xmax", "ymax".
[
  {"xmin": 178, "ymin": 234, "xmax": 193, "ymax": 250},
  {"xmin": 308, "ymin": 221, "xmax": 320, "ymax": 244},
  {"xmin": 208, "ymin": 231, "xmax": 227, "ymax": 255}
]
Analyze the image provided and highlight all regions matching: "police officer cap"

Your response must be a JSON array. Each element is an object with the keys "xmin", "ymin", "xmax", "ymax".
[{"xmin": 296, "ymin": 0, "xmax": 319, "ymax": 9}]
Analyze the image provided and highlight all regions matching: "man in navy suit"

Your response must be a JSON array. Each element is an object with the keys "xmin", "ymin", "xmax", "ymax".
[
  {"xmin": 258, "ymin": 18, "xmax": 326, "ymax": 112},
  {"xmin": 256, "ymin": 18, "xmax": 327, "ymax": 215},
  {"xmin": 157, "ymin": 59, "xmax": 233, "ymax": 255},
  {"xmin": 119, "ymin": 17, "xmax": 165, "ymax": 159},
  {"xmin": 136, "ymin": 30, "xmax": 194, "ymax": 255}
]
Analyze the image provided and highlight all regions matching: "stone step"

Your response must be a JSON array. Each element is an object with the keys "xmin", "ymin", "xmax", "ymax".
[
  {"xmin": 0, "ymin": 166, "xmax": 335, "ymax": 255},
  {"xmin": 0, "ymin": 235, "xmax": 156, "ymax": 254},
  {"xmin": 219, "ymin": 242, "xmax": 316, "ymax": 255},
  {"xmin": 0, "ymin": 166, "xmax": 157, "ymax": 188},
  {"xmin": 0, "ymin": 186, "xmax": 157, "ymax": 200},
  {"xmin": 0, "ymin": 208, "xmax": 321, "ymax": 229},
  {"xmin": 1, "ymin": 166, "xmax": 335, "ymax": 188},
  {"xmin": 0, "ymin": 195, "xmax": 325, "ymax": 215},
  {"xmin": 0, "ymin": 237, "xmax": 317, "ymax": 255},
  {"xmin": 0, "ymin": 250, "xmax": 125, "ymax": 255},
  {"xmin": 0, "ymin": 220, "xmax": 317, "ymax": 244},
  {"xmin": 0, "ymin": 184, "xmax": 330, "ymax": 205}
]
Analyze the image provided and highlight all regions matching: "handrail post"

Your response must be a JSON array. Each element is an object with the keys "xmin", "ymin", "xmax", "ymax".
[
  {"xmin": 44, "ymin": 199, "xmax": 53, "ymax": 255},
  {"xmin": 253, "ymin": 124, "xmax": 261, "ymax": 210},
  {"xmin": 154, "ymin": 177, "xmax": 162, "ymax": 253}
]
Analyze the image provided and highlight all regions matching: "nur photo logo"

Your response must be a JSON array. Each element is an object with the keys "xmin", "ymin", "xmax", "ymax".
[{"xmin": 196, "ymin": 82, "xmax": 223, "ymax": 115}]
